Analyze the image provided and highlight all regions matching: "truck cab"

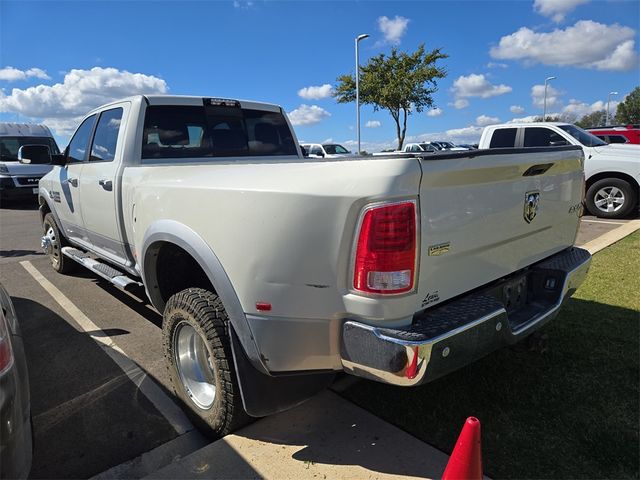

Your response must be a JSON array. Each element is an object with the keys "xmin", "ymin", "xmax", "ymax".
[
  {"xmin": 479, "ymin": 122, "xmax": 640, "ymax": 219},
  {"xmin": 0, "ymin": 123, "xmax": 59, "ymax": 204}
]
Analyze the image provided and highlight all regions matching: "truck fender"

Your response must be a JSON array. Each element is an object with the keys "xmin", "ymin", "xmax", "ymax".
[
  {"xmin": 38, "ymin": 189, "xmax": 63, "ymax": 232},
  {"xmin": 140, "ymin": 220, "xmax": 269, "ymax": 375}
]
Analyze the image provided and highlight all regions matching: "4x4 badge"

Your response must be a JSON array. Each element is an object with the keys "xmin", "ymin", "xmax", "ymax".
[{"xmin": 524, "ymin": 191, "xmax": 540, "ymax": 223}]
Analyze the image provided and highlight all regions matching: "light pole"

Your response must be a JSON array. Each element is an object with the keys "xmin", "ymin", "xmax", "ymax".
[
  {"xmin": 543, "ymin": 76, "xmax": 556, "ymax": 122},
  {"xmin": 606, "ymin": 91, "xmax": 618, "ymax": 125},
  {"xmin": 355, "ymin": 33, "xmax": 369, "ymax": 154}
]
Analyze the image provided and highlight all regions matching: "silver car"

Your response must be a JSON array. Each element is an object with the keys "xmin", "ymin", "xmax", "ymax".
[{"xmin": 0, "ymin": 283, "xmax": 32, "ymax": 479}]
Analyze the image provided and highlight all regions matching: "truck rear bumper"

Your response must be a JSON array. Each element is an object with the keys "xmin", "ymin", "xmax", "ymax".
[{"xmin": 340, "ymin": 247, "xmax": 591, "ymax": 386}]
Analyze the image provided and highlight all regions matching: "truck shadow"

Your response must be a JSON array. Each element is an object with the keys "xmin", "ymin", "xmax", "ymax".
[
  {"xmin": 9, "ymin": 297, "xmax": 221, "ymax": 479},
  {"xmin": 83, "ymin": 280, "xmax": 446, "ymax": 478},
  {"xmin": 335, "ymin": 297, "xmax": 639, "ymax": 479}
]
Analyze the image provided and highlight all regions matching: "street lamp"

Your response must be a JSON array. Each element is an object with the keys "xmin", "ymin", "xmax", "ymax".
[
  {"xmin": 606, "ymin": 91, "xmax": 618, "ymax": 125},
  {"xmin": 355, "ymin": 33, "xmax": 369, "ymax": 154},
  {"xmin": 543, "ymin": 76, "xmax": 556, "ymax": 122}
]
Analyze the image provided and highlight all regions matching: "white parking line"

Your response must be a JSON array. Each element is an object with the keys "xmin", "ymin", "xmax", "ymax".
[
  {"xmin": 19, "ymin": 260, "xmax": 193, "ymax": 436},
  {"xmin": 580, "ymin": 219, "xmax": 627, "ymax": 225}
]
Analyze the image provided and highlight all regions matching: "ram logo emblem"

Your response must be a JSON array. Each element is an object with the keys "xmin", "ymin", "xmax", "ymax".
[{"xmin": 524, "ymin": 191, "xmax": 540, "ymax": 223}]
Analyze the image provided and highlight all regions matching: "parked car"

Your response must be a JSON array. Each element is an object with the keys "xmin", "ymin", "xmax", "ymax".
[
  {"xmin": 300, "ymin": 143, "xmax": 352, "ymax": 158},
  {"xmin": 587, "ymin": 125, "xmax": 639, "ymax": 145},
  {"xmin": 0, "ymin": 283, "xmax": 32, "ymax": 479},
  {"xmin": 479, "ymin": 123, "xmax": 639, "ymax": 219},
  {"xmin": 0, "ymin": 123, "xmax": 59, "ymax": 204},
  {"xmin": 33, "ymin": 95, "xmax": 590, "ymax": 436},
  {"xmin": 431, "ymin": 141, "xmax": 470, "ymax": 151}
]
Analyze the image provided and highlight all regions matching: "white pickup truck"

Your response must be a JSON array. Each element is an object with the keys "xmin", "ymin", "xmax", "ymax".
[
  {"xmin": 25, "ymin": 96, "xmax": 591, "ymax": 436},
  {"xmin": 479, "ymin": 123, "xmax": 640, "ymax": 219}
]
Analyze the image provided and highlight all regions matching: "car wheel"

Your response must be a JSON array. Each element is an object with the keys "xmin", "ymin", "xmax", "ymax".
[
  {"xmin": 163, "ymin": 288, "xmax": 249, "ymax": 437},
  {"xmin": 42, "ymin": 213, "xmax": 75, "ymax": 273},
  {"xmin": 585, "ymin": 178, "xmax": 637, "ymax": 219}
]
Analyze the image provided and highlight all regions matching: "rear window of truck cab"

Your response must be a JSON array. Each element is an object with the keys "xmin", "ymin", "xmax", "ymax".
[
  {"xmin": 489, "ymin": 128, "xmax": 517, "ymax": 148},
  {"xmin": 141, "ymin": 104, "xmax": 297, "ymax": 159}
]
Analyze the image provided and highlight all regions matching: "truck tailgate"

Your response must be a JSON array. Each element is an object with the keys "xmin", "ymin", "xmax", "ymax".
[{"xmin": 416, "ymin": 146, "xmax": 584, "ymax": 310}]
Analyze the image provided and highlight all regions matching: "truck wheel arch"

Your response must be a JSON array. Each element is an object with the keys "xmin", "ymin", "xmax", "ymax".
[
  {"xmin": 140, "ymin": 220, "xmax": 269, "ymax": 375},
  {"xmin": 586, "ymin": 171, "xmax": 639, "ymax": 197}
]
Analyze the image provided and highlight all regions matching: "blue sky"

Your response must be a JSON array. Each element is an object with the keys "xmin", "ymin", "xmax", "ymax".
[{"xmin": 1, "ymin": 0, "xmax": 639, "ymax": 151}]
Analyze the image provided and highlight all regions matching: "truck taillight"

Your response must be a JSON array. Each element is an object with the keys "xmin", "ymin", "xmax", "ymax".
[
  {"xmin": 0, "ymin": 311, "xmax": 13, "ymax": 376},
  {"xmin": 353, "ymin": 200, "xmax": 418, "ymax": 294}
]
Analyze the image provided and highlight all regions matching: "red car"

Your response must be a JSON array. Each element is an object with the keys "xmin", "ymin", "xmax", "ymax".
[{"xmin": 587, "ymin": 124, "xmax": 640, "ymax": 144}]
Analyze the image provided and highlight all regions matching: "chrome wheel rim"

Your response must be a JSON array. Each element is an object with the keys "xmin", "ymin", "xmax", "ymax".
[
  {"xmin": 173, "ymin": 321, "xmax": 216, "ymax": 409},
  {"xmin": 594, "ymin": 187, "xmax": 625, "ymax": 213},
  {"xmin": 42, "ymin": 223, "xmax": 60, "ymax": 267}
]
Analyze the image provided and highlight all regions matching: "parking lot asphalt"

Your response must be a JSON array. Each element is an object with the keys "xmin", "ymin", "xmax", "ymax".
[{"xmin": 0, "ymin": 198, "xmax": 638, "ymax": 479}]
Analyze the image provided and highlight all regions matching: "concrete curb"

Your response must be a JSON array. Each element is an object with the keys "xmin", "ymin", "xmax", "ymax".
[
  {"xmin": 145, "ymin": 390, "xmax": 451, "ymax": 480},
  {"xmin": 581, "ymin": 219, "xmax": 640, "ymax": 254}
]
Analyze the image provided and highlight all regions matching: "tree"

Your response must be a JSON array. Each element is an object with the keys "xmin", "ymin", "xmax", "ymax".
[
  {"xmin": 575, "ymin": 110, "xmax": 607, "ymax": 129},
  {"xmin": 334, "ymin": 44, "xmax": 448, "ymax": 150},
  {"xmin": 615, "ymin": 87, "xmax": 640, "ymax": 124}
]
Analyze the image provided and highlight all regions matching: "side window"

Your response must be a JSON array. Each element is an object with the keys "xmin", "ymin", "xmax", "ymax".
[
  {"xmin": 310, "ymin": 146, "xmax": 323, "ymax": 155},
  {"xmin": 67, "ymin": 115, "xmax": 96, "ymax": 162},
  {"xmin": 90, "ymin": 108, "xmax": 123, "ymax": 162},
  {"xmin": 523, "ymin": 127, "xmax": 565, "ymax": 147},
  {"xmin": 608, "ymin": 135, "xmax": 627, "ymax": 144},
  {"xmin": 489, "ymin": 128, "xmax": 517, "ymax": 148}
]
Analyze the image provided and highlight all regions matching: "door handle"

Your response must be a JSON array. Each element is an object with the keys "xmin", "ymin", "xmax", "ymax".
[
  {"xmin": 67, "ymin": 178, "xmax": 78, "ymax": 187},
  {"xmin": 98, "ymin": 179, "xmax": 113, "ymax": 191}
]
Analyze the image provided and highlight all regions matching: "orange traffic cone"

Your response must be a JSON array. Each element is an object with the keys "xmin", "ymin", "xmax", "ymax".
[{"xmin": 442, "ymin": 417, "xmax": 483, "ymax": 480}]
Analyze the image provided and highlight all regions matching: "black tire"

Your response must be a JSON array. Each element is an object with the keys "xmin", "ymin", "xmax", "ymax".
[
  {"xmin": 162, "ymin": 288, "xmax": 249, "ymax": 437},
  {"xmin": 585, "ymin": 178, "xmax": 637, "ymax": 219},
  {"xmin": 42, "ymin": 213, "xmax": 75, "ymax": 273}
]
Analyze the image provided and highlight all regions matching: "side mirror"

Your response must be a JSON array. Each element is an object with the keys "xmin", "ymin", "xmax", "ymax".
[
  {"xmin": 300, "ymin": 146, "xmax": 309, "ymax": 157},
  {"xmin": 18, "ymin": 145, "xmax": 52, "ymax": 165}
]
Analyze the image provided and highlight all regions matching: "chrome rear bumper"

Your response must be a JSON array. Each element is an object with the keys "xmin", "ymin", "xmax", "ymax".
[{"xmin": 340, "ymin": 247, "xmax": 591, "ymax": 386}]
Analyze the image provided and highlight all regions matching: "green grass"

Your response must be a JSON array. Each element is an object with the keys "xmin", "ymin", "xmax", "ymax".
[{"xmin": 341, "ymin": 232, "xmax": 640, "ymax": 479}]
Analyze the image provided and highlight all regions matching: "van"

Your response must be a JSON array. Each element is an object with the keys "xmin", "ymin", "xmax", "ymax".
[{"xmin": 0, "ymin": 123, "xmax": 59, "ymax": 204}]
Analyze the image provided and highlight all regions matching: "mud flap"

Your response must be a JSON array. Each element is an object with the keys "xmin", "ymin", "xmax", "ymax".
[{"xmin": 230, "ymin": 326, "xmax": 335, "ymax": 417}]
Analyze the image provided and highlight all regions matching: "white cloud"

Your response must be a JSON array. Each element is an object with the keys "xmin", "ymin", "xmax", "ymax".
[
  {"xmin": 444, "ymin": 126, "xmax": 484, "ymax": 143},
  {"xmin": 378, "ymin": 15, "xmax": 410, "ymax": 45},
  {"xmin": 0, "ymin": 66, "xmax": 50, "ymax": 81},
  {"xmin": 510, "ymin": 105, "xmax": 525, "ymax": 114},
  {"xmin": 427, "ymin": 107, "xmax": 443, "ymax": 117},
  {"xmin": 450, "ymin": 99, "xmax": 470, "ymax": 109},
  {"xmin": 287, "ymin": 104, "xmax": 331, "ymax": 126},
  {"xmin": 562, "ymin": 98, "xmax": 619, "ymax": 118},
  {"xmin": 233, "ymin": 1, "xmax": 254, "ymax": 8},
  {"xmin": 0, "ymin": 67, "xmax": 167, "ymax": 136},
  {"xmin": 531, "ymin": 84, "xmax": 562, "ymax": 109},
  {"xmin": 450, "ymin": 74, "xmax": 512, "ymax": 108},
  {"xmin": 486, "ymin": 62, "xmax": 508, "ymax": 69},
  {"xmin": 533, "ymin": 0, "xmax": 589, "ymax": 23},
  {"xmin": 490, "ymin": 21, "xmax": 639, "ymax": 72},
  {"xmin": 452, "ymin": 74, "xmax": 512, "ymax": 99},
  {"xmin": 365, "ymin": 120, "xmax": 382, "ymax": 128},
  {"xmin": 297, "ymin": 84, "xmax": 333, "ymax": 100},
  {"xmin": 507, "ymin": 115, "xmax": 543, "ymax": 124},
  {"xmin": 476, "ymin": 115, "xmax": 500, "ymax": 126}
]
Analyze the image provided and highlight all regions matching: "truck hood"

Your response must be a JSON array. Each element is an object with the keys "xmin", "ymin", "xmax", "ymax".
[
  {"xmin": 592, "ymin": 143, "xmax": 640, "ymax": 158},
  {"xmin": 0, "ymin": 161, "xmax": 52, "ymax": 176}
]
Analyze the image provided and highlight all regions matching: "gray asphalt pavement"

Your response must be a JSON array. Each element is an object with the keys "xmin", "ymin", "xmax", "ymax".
[
  {"xmin": 0, "ymin": 197, "xmax": 637, "ymax": 478},
  {"xmin": 0, "ymin": 199, "xmax": 194, "ymax": 479}
]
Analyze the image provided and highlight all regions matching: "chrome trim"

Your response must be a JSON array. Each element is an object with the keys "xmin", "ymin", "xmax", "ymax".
[{"xmin": 341, "ymin": 247, "xmax": 591, "ymax": 386}]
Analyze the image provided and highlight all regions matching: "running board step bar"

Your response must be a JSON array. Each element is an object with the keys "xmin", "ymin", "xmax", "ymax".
[{"xmin": 62, "ymin": 247, "xmax": 143, "ymax": 291}]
